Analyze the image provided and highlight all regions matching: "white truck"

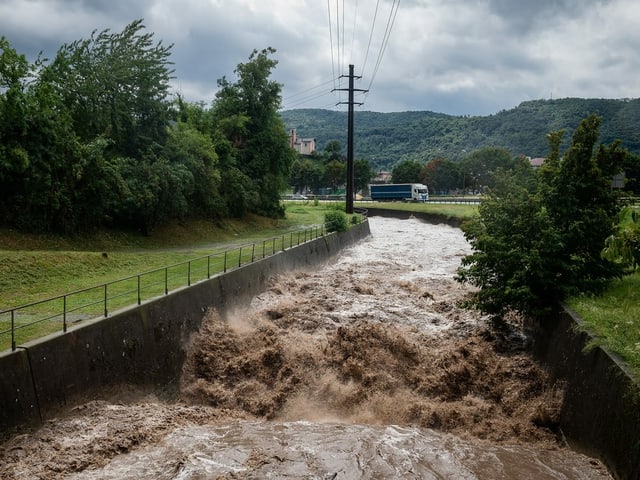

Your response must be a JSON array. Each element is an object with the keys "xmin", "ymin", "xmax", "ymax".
[{"xmin": 369, "ymin": 183, "xmax": 429, "ymax": 202}]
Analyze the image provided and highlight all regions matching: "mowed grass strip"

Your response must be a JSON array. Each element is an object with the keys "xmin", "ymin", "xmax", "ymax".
[
  {"xmin": 567, "ymin": 271, "xmax": 640, "ymax": 379},
  {"xmin": 0, "ymin": 204, "xmax": 337, "ymax": 350}
]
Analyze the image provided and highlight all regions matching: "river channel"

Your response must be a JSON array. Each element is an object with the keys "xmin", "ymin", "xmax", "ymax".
[{"xmin": 0, "ymin": 216, "xmax": 611, "ymax": 479}]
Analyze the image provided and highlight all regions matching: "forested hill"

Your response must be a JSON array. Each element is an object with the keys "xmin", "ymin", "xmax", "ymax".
[{"xmin": 280, "ymin": 98, "xmax": 640, "ymax": 170}]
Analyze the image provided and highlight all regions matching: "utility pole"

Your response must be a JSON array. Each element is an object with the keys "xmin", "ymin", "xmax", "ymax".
[{"xmin": 336, "ymin": 64, "xmax": 367, "ymax": 214}]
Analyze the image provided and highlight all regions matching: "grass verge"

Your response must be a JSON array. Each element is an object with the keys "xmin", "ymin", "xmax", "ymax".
[
  {"xmin": 0, "ymin": 202, "xmax": 344, "ymax": 350},
  {"xmin": 567, "ymin": 271, "xmax": 640, "ymax": 378},
  {"xmin": 356, "ymin": 201, "xmax": 478, "ymax": 220}
]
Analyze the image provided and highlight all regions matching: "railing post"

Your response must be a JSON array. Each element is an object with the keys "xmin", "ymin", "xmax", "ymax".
[
  {"xmin": 11, "ymin": 310, "xmax": 15, "ymax": 351},
  {"xmin": 188, "ymin": 261, "xmax": 191, "ymax": 286},
  {"xmin": 238, "ymin": 247, "xmax": 242, "ymax": 267},
  {"xmin": 224, "ymin": 251, "xmax": 228, "ymax": 272},
  {"xmin": 252, "ymin": 243, "xmax": 255, "ymax": 262},
  {"xmin": 207, "ymin": 255, "xmax": 211, "ymax": 278},
  {"xmin": 63, "ymin": 295, "xmax": 67, "ymax": 332},
  {"xmin": 290, "ymin": 232, "xmax": 294, "ymax": 248},
  {"xmin": 104, "ymin": 284, "xmax": 108, "ymax": 317},
  {"xmin": 272, "ymin": 237, "xmax": 276, "ymax": 255},
  {"xmin": 137, "ymin": 275, "xmax": 141, "ymax": 305},
  {"xmin": 262, "ymin": 240, "xmax": 266, "ymax": 259},
  {"xmin": 298, "ymin": 231, "xmax": 301, "ymax": 245},
  {"xmin": 165, "ymin": 268, "xmax": 168, "ymax": 295},
  {"xmin": 282, "ymin": 235, "xmax": 285, "ymax": 251}
]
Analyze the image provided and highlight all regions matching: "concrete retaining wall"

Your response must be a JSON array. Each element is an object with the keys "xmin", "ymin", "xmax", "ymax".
[
  {"xmin": 527, "ymin": 309, "xmax": 640, "ymax": 480},
  {"xmin": 0, "ymin": 222, "xmax": 371, "ymax": 433}
]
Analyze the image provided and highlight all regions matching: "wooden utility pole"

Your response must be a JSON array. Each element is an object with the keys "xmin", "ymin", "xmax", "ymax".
[{"xmin": 337, "ymin": 64, "xmax": 366, "ymax": 214}]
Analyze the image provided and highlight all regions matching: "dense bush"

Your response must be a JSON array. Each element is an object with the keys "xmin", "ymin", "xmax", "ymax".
[
  {"xmin": 325, "ymin": 210, "xmax": 348, "ymax": 232},
  {"xmin": 456, "ymin": 115, "xmax": 626, "ymax": 318}
]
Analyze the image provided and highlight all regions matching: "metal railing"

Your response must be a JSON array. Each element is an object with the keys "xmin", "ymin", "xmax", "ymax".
[{"xmin": 0, "ymin": 221, "xmax": 348, "ymax": 353}]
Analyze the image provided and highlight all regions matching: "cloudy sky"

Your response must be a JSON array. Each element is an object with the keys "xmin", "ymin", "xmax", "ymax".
[{"xmin": 1, "ymin": 0, "xmax": 639, "ymax": 116}]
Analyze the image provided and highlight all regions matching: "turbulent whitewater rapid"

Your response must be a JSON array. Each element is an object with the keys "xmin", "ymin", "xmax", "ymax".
[{"xmin": 0, "ymin": 216, "xmax": 611, "ymax": 479}]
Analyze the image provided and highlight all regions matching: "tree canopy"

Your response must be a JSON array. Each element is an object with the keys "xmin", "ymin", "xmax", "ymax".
[
  {"xmin": 456, "ymin": 115, "xmax": 627, "ymax": 318},
  {"xmin": 0, "ymin": 24, "xmax": 298, "ymax": 233}
]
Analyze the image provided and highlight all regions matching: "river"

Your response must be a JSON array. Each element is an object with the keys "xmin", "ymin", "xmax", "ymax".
[{"xmin": 0, "ymin": 216, "xmax": 611, "ymax": 479}]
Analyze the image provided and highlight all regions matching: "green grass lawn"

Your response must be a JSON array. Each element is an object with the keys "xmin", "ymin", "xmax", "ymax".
[
  {"xmin": 567, "ymin": 271, "xmax": 640, "ymax": 378},
  {"xmin": 356, "ymin": 201, "xmax": 478, "ymax": 220},
  {"xmin": 0, "ymin": 203, "xmax": 338, "ymax": 350}
]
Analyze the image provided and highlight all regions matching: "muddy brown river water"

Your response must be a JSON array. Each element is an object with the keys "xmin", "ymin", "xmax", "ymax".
[{"xmin": 0, "ymin": 217, "xmax": 612, "ymax": 479}]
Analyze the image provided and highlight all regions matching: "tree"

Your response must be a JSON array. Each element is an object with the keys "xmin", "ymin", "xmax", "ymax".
[
  {"xmin": 459, "ymin": 146, "xmax": 515, "ymax": 192},
  {"xmin": 622, "ymin": 152, "xmax": 640, "ymax": 194},
  {"xmin": 419, "ymin": 158, "xmax": 460, "ymax": 194},
  {"xmin": 290, "ymin": 157, "xmax": 323, "ymax": 194},
  {"xmin": 41, "ymin": 19, "xmax": 174, "ymax": 158},
  {"xmin": 323, "ymin": 140, "xmax": 344, "ymax": 161},
  {"xmin": 457, "ymin": 115, "xmax": 626, "ymax": 318},
  {"xmin": 354, "ymin": 158, "xmax": 375, "ymax": 192},
  {"xmin": 324, "ymin": 160, "xmax": 346, "ymax": 192},
  {"xmin": 213, "ymin": 48, "xmax": 295, "ymax": 217},
  {"xmin": 391, "ymin": 159, "xmax": 422, "ymax": 183},
  {"xmin": 602, "ymin": 206, "xmax": 640, "ymax": 271},
  {"xmin": 163, "ymin": 122, "xmax": 222, "ymax": 217}
]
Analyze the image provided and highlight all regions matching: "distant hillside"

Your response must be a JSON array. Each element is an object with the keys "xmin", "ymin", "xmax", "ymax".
[{"xmin": 280, "ymin": 98, "xmax": 640, "ymax": 170}]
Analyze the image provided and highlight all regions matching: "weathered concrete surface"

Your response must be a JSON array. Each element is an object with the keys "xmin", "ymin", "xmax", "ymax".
[
  {"xmin": 527, "ymin": 308, "xmax": 640, "ymax": 480},
  {"xmin": 0, "ymin": 222, "xmax": 371, "ymax": 433}
]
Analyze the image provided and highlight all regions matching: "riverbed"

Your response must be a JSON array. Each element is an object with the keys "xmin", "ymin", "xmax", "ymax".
[{"xmin": 0, "ymin": 216, "xmax": 611, "ymax": 479}]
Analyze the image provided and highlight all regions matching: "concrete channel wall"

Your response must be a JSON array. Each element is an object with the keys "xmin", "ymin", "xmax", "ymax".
[
  {"xmin": 527, "ymin": 309, "xmax": 640, "ymax": 480},
  {"xmin": 0, "ymin": 222, "xmax": 371, "ymax": 433}
]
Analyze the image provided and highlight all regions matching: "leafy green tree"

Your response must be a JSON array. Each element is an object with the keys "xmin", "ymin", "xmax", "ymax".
[
  {"xmin": 538, "ymin": 115, "xmax": 626, "ymax": 293},
  {"xmin": 354, "ymin": 158, "xmax": 375, "ymax": 192},
  {"xmin": 391, "ymin": 159, "xmax": 422, "ymax": 183},
  {"xmin": 41, "ymin": 19, "xmax": 174, "ymax": 157},
  {"xmin": 323, "ymin": 140, "xmax": 344, "ymax": 161},
  {"xmin": 324, "ymin": 160, "xmax": 346, "ymax": 192},
  {"xmin": 0, "ymin": 37, "xmax": 31, "ymax": 181},
  {"xmin": 602, "ymin": 206, "xmax": 640, "ymax": 271},
  {"xmin": 456, "ymin": 162, "xmax": 563, "ymax": 316},
  {"xmin": 622, "ymin": 152, "xmax": 640, "ymax": 194},
  {"xmin": 459, "ymin": 147, "xmax": 515, "ymax": 191},
  {"xmin": 457, "ymin": 115, "xmax": 626, "ymax": 317},
  {"xmin": 213, "ymin": 48, "xmax": 295, "ymax": 217},
  {"xmin": 419, "ymin": 158, "xmax": 460, "ymax": 194},
  {"xmin": 110, "ymin": 154, "xmax": 193, "ymax": 234},
  {"xmin": 0, "ymin": 38, "xmax": 119, "ymax": 232},
  {"xmin": 291, "ymin": 157, "xmax": 323, "ymax": 194},
  {"xmin": 163, "ymin": 122, "xmax": 222, "ymax": 217}
]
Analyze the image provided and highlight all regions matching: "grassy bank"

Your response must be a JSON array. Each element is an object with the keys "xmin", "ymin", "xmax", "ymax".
[
  {"xmin": 356, "ymin": 201, "xmax": 478, "ymax": 221},
  {"xmin": 567, "ymin": 271, "xmax": 640, "ymax": 378},
  {"xmin": 0, "ymin": 203, "xmax": 331, "ymax": 310}
]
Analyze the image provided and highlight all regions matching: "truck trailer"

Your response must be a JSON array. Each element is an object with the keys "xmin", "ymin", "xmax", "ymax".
[{"xmin": 369, "ymin": 183, "xmax": 429, "ymax": 202}]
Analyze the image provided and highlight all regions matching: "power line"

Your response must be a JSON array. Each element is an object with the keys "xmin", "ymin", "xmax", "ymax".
[
  {"xmin": 361, "ymin": 0, "xmax": 381, "ymax": 77},
  {"xmin": 327, "ymin": 0, "xmax": 337, "ymax": 91},
  {"xmin": 366, "ymin": 0, "xmax": 400, "ymax": 93}
]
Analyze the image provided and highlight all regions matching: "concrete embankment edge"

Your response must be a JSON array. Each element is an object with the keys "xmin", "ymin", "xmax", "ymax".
[
  {"xmin": 0, "ymin": 221, "xmax": 371, "ymax": 434},
  {"xmin": 526, "ymin": 309, "xmax": 640, "ymax": 480},
  {"xmin": 368, "ymin": 208, "xmax": 640, "ymax": 480}
]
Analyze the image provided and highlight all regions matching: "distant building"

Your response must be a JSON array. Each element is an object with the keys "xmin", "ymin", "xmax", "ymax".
[
  {"xmin": 529, "ymin": 157, "xmax": 545, "ymax": 168},
  {"xmin": 289, "ymin": 128, "xmax": 316, "ymax": 155},
  {"xmin": 370, "ymin": 171, "xmax": 392, "ymax": 183}
]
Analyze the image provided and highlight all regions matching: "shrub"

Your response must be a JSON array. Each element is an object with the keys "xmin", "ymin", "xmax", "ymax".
[{"xmin": 325, "ymin": 210, "xmax": 348, "ymax": 232}]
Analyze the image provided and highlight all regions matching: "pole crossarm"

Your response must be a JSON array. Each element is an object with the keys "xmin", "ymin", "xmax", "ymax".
[{"xmin": 334, "ymin": 64, "xmax": 366, "ymax": 214}]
